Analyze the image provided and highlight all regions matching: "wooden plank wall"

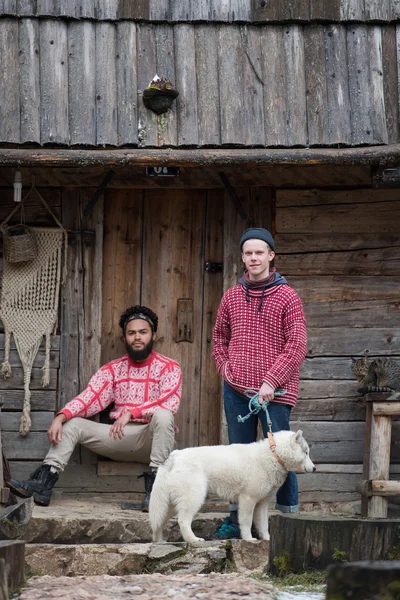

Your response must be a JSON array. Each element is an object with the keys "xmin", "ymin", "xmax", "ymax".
[
  {"xmin": 0, "ymin": 18, "xmax": 397, "ymax": 148},
  {"xmin": 274, "ymin": 188, "xmax": 400, "ymax": 503},
  {"xmin": 1, "ymin": 0, "xmax": 400, "ymax": 22}
]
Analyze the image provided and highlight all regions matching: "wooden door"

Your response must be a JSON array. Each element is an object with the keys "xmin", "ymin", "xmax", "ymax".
[
  {"xmin": 101, "ymin": 187, "xmax": 273, "ymax": 448},
  {"xmin": 102, "ymin": 189, "xmax": 223, "ymax": 448}
]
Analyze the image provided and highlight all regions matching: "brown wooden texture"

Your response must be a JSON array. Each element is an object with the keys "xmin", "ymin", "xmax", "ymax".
[
  {"xmin": 0, "ymin": 20, "xmax": 397, "ymax": 148},
  {"xmin": 101, "ymin": 190, "xmax": 143, "ymax": 365},
  {"xmin": 199, "ymin": 190, "xmax": 224, "ymax": 447},
  {"xmin": 141, "ymin": 190, "xmax": 205, "ymax": 449},
  {"xmin": 368, "ymin": 415, "xmax": 392, "ymax": 516}
]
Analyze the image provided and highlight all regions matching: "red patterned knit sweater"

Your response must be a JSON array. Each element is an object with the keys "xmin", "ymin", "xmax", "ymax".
[
  {"xmin": 212, "ymin": 283, "xmax": 307, "ymax": 406},
  {"xmin": 59, "ymin": 351, "xmax": 182, "ymax": 422}
]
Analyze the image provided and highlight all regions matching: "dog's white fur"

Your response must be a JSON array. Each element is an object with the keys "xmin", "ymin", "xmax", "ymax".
[{"xmin": 149, "ymin": 429, "xmax": 315, "ymax": 543}]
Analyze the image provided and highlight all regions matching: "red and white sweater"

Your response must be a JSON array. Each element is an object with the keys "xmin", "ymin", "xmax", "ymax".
[
  {"xmin": 59, "ymin": 351, "xmax": 182, "ymax": 423},
  {"xmin": 212, "ymin": 283, "xmax": 307, "ymax": 406}
]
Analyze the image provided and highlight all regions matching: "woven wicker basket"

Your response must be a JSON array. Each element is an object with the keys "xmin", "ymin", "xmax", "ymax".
[{"xmin": 1, "ymin": 224, "xmax": 37, "ymax": 263}]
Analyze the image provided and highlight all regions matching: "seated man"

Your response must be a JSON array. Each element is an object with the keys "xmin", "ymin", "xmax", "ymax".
[{"xmin": 7, "ymin": 305, "xmax": 182, "ymax": 511}]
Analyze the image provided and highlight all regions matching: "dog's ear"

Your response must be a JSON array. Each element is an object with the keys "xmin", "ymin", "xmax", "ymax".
[{"xmin": 294, "ymin": 430, "xmax": 303, "ymax": 443}]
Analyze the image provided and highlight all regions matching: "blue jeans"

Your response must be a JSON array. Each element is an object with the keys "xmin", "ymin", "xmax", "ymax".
[{"xmin": 223, "ymin": 381, "xmax": 298, "ymax": 512}]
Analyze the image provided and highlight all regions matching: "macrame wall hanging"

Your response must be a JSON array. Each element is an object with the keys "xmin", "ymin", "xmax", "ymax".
[{"xmin": 0, "ymin": 187, "xmax": 67, "ymax": 436}]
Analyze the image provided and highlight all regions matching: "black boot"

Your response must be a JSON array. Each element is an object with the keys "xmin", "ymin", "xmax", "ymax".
[
  {"xmin": 6, "ymin": 464, "xmax": 59, "ymax": 507},
  {"xmin": 138, "ymin": 470, "xmax": 157, "ymax": 513}
]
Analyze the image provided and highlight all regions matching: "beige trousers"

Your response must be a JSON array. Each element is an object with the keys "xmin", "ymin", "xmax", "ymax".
[{"xmin": 44, "ymin": 409, "xmax": 175, "ymax": 472}]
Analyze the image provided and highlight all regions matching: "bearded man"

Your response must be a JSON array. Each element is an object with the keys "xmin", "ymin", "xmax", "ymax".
[{"xmin": 7, "ymin": 305, "xmax": 182, "ymax": 511}]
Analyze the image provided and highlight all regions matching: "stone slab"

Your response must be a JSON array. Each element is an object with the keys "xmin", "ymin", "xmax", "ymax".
[{"xmin": 19, "ymin": 573, "xmax": 276, "ymax": 600}]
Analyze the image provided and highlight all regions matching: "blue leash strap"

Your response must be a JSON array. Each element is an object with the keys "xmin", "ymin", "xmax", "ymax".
[{"xmin": 237, "ymin": 388, "xmax": 287, "ymax": 431}]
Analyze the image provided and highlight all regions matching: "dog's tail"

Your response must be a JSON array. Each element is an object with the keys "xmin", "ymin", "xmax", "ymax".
[{"xmin": 149, "ymin": 455, "xmax": 175, "ymax": 541}]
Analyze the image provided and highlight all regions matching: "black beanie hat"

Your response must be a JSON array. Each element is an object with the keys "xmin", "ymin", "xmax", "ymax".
[{"xmin": 240, "ymin": 228, "xmax": 275, "ymax": 251}]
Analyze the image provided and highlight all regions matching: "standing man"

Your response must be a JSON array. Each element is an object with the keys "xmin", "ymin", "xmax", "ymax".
[
  {"xmin": 212, "ymin": 228, "xmax": 307, "ymax": 539},
  {"xmin": 7, "ymin": 305, "xmax": 182, "ymax": 511}
]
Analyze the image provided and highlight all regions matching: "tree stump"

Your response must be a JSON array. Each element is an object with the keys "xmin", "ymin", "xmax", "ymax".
[
  {"xmin": 326, "ymin": 560, "xmax": 400, "ymax": 600},
  {"xmin": 269, "ymin": 514, "xmax": 400, "ymax": 573}
]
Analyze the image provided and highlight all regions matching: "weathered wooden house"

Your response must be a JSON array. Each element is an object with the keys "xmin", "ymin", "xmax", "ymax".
[{"xmin": 0, "ymin": 0, "xmax": 399, "ymax": 507}]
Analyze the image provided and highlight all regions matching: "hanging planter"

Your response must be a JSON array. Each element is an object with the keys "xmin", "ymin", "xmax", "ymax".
[{"xmin": 143, "ymin": 75, "xmax": 179, "ymax": 115}]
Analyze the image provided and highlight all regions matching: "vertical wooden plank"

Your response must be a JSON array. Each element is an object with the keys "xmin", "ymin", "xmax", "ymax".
[
  {"xmin": 382, "ymin": 26, "xmax": 400, "ymax": 144},
  {"xmin": 101, "ymin": 190, "xmax": 143, "ymax": 365},
  {"xmin": 59, "ymin": 0, "xmax": 77, "ymax": 18},
  {"xmin": 171, "ymin": 0, "xmax": 190, "ymax": 20},
  {"xmin": 174, "ymin": 24, "xmax": 199, "ymax": 146},
  {"xmin": 391, "ymin": 0, "xmax": 400, "ymax": 19},
  {"xmin": 325, "ymin": 24, "xmax": 352, "ymax": 145},
  {"xmin": 16, "ymin": 0, "xmax": 36, "ymax": 16},
  {"xmin": 254, "ymin": 0, "xmax": 310, "ymax": 21},
  {"xmin": 59, "ymin": 190, "xmax": 83, "ymax": 464},
  {"xmin": 189, "ymin": 0, "xmax": 211, "ymax": 20},
  {"xmin": 149, "ymin": 0, "xmax": 170, "ymax": 21},
  {"xmin": 368, "ymin": 414, "xmax": 391, "ymax": 518},
  {"xmin": 347, "ymin": 25, "xmax": 374, "ymax": 145},
  {"xmin": 218, "ymin": 25, "xmax": 245, "ymax": 145},
  {"xmin": 284, "ymin": 25, "xmax": 307, "ymax": 146},
  {"xmin": 241, "ymin": 25, "xmax": 265, "ymax": 146},
  {"xmin": 231, "ymin": 0, "xmax": 252, "ymax": 20},
  {"xmin": 0, "ymin": 0, "xmax": 16, "ymax": 12},
  {"xmin": 68, "ymin": 21, "xmax": 96, "ymax": 146},
  {"xmin": 211, "ymin": 0, "xmax": 230, "ymax": 21},
  {"xmin": 79, "ymin": 190, "xmax": 103, "ymax": 389},
  {"xmin": 36, "ymin": 0, "xmax": 57, "ymax": 15},
  {"xmin": 310, "ymin": 0, "xmax": 341, "ymax": 20},
  {"xmin": 340, "ymin": 0, "xmax": 365, "ymax": 20},
  {"xmin": 142, "ymin": 190, "xmax": 206, "ymax": 450},
  {"xmin": 0, "ymin": 19, "xmax": 20, "ymax": 143},
  {"xmin": 367, "ymin": 27, "xmax": 388, "ymax": 144},
  {"xmin": 361, "ymin": 401, "xmax": 372, "ymax": 517},
  {"xmin": 364, "ymin": 0, "xmax": 390, "ymax": 21},
  {"xmin": 260, "ymin": 26, "xmax": 287, "ymax": 146},
  {"xmin": 199, "ymin": 189, "xmax": 224, "ymax": 447},
  {"xmin": 116, "ymin": 22, "xmax": 138, "ymax": 146},
  {"xmin": 137, "ymin": 23, "xmax": 158, "ymax": 147},
  {"xmin": 95, "ymin": 0, "xmax": 118, "ymax": 20},
  {"xmin": 195, "ymin": 24, "xmax": 220, "ymax": 146},
  {"xmin": 96, "ymin": 22, "xmax": 118, "ymax": 146},
  {"xmin": 155, "ymin": 24, "xmax": 177, "ymax": 147},
  {"xmin": 78, "ymin": 0, "xmax": 95, "ymax": 18},
  {"xmin": 304, "ymin": 25, "xmax": 328, "ymax": 146},
  {"xmin": 19, "ymin": 19, "xmax": 40, "ymax": 144},
  {"xmin": 40, "ymin": 20, "xmax": 69, "ymax": 144}
]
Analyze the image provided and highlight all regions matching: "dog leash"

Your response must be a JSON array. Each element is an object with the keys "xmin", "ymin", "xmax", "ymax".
[
  {"xmin": 237, "ymin": 391, "xmax": 286, "ymax": 467},
  {"xmin": 237, "ymin": 389, "xmax": 287, "ymax": 431}
]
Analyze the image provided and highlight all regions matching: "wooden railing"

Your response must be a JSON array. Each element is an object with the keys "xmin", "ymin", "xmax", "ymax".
[{"xmin": 358, "ymin": 393, "xmax": 400, "ymax": 518}]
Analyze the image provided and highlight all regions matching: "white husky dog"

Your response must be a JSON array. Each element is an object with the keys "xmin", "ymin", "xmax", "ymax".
[{"xmin": 149, "ymin": 429, "xmax": 315, "ymax": 543}]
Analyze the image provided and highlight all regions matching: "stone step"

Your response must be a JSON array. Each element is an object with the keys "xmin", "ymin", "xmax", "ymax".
[
  {"xmin": 25, "ymin": 540, "xmax": 269, "ymax": 577},
  {"xmin": 25, "ymin": 508, "xmax": 224, "ymax": 544}
]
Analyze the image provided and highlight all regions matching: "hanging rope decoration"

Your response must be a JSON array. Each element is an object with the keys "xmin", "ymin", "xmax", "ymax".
[{"xmin": 0, "ymin": 187, "xmax": 67, "ymax": 436}]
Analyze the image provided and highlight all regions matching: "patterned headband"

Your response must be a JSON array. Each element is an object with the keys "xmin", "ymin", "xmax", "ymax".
[{"xmin": 124, "ymin": 313, "xmax": 154, "ymax": 332}]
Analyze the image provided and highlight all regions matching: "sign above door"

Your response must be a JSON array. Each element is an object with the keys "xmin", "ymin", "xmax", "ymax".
[{"xmin": 146, "ymin": 167, "xmax": 180, "ymax": 177}]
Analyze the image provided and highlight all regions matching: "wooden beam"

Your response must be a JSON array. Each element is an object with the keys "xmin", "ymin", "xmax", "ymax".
[
  {"xmin": 0, "ymin": 145, "xmax": 400, "ymax": 168},
  {"xmin": 373, "ymin": 402, "xmax": 400, "ymax": 416},
  {"xmin": 371, "ymin": 480, "xmax": 400, "ymax": 496}
]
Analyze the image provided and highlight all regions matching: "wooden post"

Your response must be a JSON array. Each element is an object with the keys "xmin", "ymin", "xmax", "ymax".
[
  {"xmin": 361, "ymin": 400, "xmax": 373, "ymax": 517},
  {"xmin": 0, "ymin": 400, "xmax": 10, "ymax": 506},
  {"xmin": 367, "ymin": 408, "xmax": 392, "ymax": 518}
]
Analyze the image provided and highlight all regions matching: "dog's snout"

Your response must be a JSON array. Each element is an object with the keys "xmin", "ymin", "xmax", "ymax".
[{"xmin": 313, "ymin": 466, "xmax": 317, "ymax": 472}]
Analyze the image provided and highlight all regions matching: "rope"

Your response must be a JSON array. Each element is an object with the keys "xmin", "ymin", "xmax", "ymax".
[{"xmin": 237, "ymin": 388, "xmax": 287, "ymax": 430}]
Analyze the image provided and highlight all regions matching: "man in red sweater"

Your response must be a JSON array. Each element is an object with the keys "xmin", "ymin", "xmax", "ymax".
[
  {"xmin": 7, "ymin": 305, "xmax": 182, "ymax": 510},
  {"xmin": 212, "ymin": 228, "xmax": 307, "ymax": 538}
]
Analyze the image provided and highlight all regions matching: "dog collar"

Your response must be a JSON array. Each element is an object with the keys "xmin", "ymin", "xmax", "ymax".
[{"xmin": 267, "ymin": 432, "xmax": 285, "ymax": 467}]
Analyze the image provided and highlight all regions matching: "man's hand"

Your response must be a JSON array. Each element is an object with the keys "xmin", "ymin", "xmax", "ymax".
[
  {"xmin": 48, "ymin": 414, "xmax": 67, "ymax": 445},
  {"xmin": 109, "ymin": 410, "xmax": 132, "ymax": 440},
  {"xmin": 258, "ymin": 381, "xmax": 275, "ymax": 403}
]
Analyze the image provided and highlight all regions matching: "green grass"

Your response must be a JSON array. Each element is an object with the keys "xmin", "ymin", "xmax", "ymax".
[{"xmin": 268, "ymin": 570, "xmax": 327, "ymax": 592}]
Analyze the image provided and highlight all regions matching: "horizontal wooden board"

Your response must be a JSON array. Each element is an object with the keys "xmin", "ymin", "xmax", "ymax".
[
  {"xmin": 302, "ymin": 300, "xmax": 400, "ymax": 328},
  {"xmin": 293, "ymin": 398, "xmax": 367, "ymax": 421},
  {"xmin": 3, "ymin": 431, "xmax": 50, "ymax": 459},
  {"xmin": 301, "ymin": 356, "xmax": 376, "ymax": 380},
  {"xmin": 0, "ymin": 367, "xmax": 57, "ymax": 390},
  {"xmin": 275, "ymin": 232, "xmax": 400, "ymax": 253},
  {"xmin": 292, "ymin": 276, "xmax": 400, "ymax": 303},
  {"xmin": 276, "ymin": 246, "xmax": 400, "ymax": 276},
  {"xmin": 0, "ymin": 349, "xmax": 59, "ymax": 369},
  {"xmin": 276, "ymin": 188, "xmax": 400, "ymax": 207},
  {"xmin": 0, "ymin": 390, "xmax": 56, "ymax": 411},
  {"xmin": 0, "ymin": 411, "xmax": 53, "ymax": 431},
  {"xmin": 306, "ymin": 328, "xmax": 400, "ymax": 357}
]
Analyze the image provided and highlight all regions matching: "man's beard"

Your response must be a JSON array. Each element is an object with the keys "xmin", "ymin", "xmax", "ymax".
[{"xmin": 126, "ymin": 338, "xmax": 154, "ymax": 363}]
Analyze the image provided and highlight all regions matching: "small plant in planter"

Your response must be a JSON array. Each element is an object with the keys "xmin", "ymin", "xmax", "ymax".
[{"xmin": 143, "ymin": 74, "xmax": 179, "ymax": 115}]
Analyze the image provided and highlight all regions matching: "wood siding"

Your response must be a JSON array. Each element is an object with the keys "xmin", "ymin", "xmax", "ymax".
[
  {"xmin": 0, "ymin": 18, "xmax": 398, "ymax": 148},
  {"xmin": 2, "ymin": 1, "xmax": 400, "ymax": 23}
]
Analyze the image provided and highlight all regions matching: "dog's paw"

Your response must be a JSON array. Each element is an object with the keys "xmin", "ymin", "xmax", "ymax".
[
  {"xmin": 187, "ymin": 536, "xmax": 204, "ymax": 543},
  {"xmin": 242, "ymin": 537, "xmax": 258, "ymax": 542}
]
